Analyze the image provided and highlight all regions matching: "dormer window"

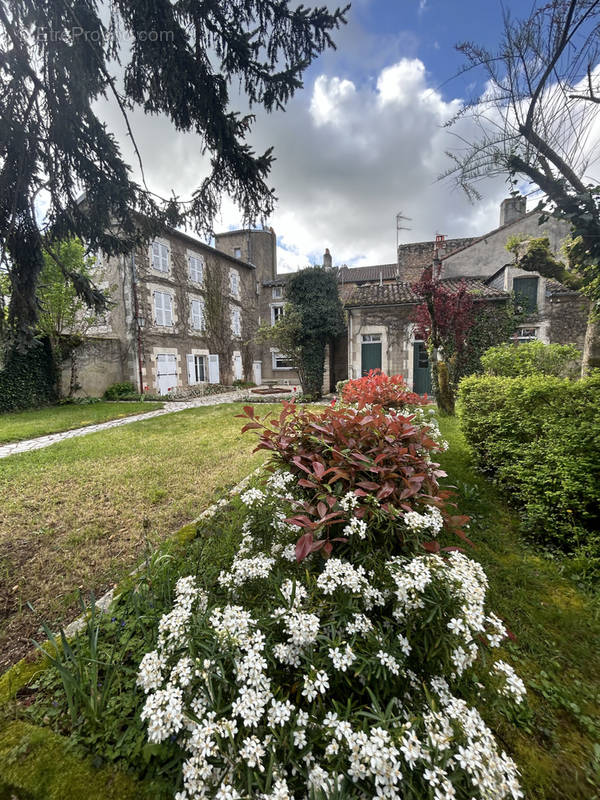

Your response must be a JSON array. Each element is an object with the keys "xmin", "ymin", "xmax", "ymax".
[{"xmin": 272, "ymin": 286, "xmax": 283, "ymax": 299}]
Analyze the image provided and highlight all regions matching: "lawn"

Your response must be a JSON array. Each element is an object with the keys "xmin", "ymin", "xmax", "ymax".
[
  {"xmin": 0, "ymin": 403, "xmax": 275, "ymax": 671},
  {"xmin": 0, "ymin": 401, "xmax": 164, "ymax": 444},
  {"xmin": 436, "ymin": 416, "xmax": 600, "ymax": 800}
]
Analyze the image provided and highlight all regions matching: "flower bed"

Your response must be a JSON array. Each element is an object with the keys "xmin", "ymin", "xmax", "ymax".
[
  {"xmin": 133, "ymin": 378, "xmax": 525, "ymax": 799},
  {"xmin": 7, "ymin": 373, "xmax": 527, "ymax": 799}
]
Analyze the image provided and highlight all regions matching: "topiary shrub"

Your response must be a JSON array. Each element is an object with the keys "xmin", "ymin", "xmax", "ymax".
[
  {"xmin": 457, "ymin": 373, "xmax": 600, "ymax": 552},
  {"xmin": 480, "ymin": 341, "xmax": 581, "ymax": 378}
]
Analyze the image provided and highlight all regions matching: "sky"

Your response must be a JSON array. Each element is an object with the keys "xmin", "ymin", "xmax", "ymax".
[{"xmin": 95, "ymin": 0, "xmax": 581, "ymax": 273}]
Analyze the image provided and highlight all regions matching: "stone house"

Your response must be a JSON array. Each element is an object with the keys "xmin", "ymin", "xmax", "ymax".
[
  {"xmin": 343, "ymin": 197, "xmax": 589, "ymax": 390},
  {"xmin": 68, "ymin": 227, "xmax": 268, "ymax": 396},
  {"xmin": 68, "ymin": 196, "xmax": 588, "ymax": 396}
]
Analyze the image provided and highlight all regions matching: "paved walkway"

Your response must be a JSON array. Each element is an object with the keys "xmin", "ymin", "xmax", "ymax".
[{"xmin": 0, "ymin": 390, "xmax": 254, "ymax": 459}]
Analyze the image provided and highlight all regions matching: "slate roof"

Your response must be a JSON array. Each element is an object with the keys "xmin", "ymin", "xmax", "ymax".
[
  {"xmin": 344, "ymin": 277, "xmax": 509, "ymax": 308},
  {"xmin": 545, "ymin": 278, "xmax": 581, "ymax": 296},
  {"xmin": 337, "ymin": 264, "xmax": 398, "ymax": 283}
]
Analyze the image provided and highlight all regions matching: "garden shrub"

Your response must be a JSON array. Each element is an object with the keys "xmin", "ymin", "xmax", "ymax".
[
  {"xmin": 340, "ymin": 369, "xmax": 428, "ymax": 411},
  {"xmin": 103, "ymin": 381, "xmax": 136, "ymax": 400},
  {"xmin": 480, "ymin": 341, "xmax": 580, "ymax": 378},
  {"xmin": 457, "ymin": 373, "xmax": 600, "ymax": 553},
  {"xmin": 133, "ymin": 377, "xmax": 526, "ymax": 799}
]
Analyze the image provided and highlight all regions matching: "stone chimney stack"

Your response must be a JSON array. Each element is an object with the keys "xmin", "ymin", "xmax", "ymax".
[
  {"xmin": 499, "ymin": 196, "xmax": 527, "ymax": 227},
  {"xmin": 323, "ymin": 248, "xmax": 332, "ymax": 269}
]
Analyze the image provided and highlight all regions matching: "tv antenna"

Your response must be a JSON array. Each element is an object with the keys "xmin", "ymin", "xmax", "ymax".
[{"xmin": 396, "ymin": 211, "xmax": 412, "ymax": 250}]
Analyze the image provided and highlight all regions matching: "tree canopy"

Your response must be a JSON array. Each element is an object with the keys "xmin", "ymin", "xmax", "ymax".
[{"xmin": 0, "ymin": 0, "xmax": 348, "ymax": 347}]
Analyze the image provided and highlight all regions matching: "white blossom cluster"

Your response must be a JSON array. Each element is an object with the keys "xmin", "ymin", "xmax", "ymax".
[
  {"xmin": 402, "ymin": 505, "xmax": 444, "ymax": 534},
  {"xmin": 137, "ymin": 431, "xmax": 525, "ymax": 799},
  {"xmin": 493, "ymin": 660, "xmax": 527, "ymax": 703}
]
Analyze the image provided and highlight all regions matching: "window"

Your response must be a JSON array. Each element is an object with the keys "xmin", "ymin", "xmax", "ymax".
[
  {"xmin": 231, "ymin": 307, "xmax": 242, "ymax": 337},
  {"xmin": 272, "ymin": 286, "xmax": 283, "ymax": 299},
  {"xmin": 515, "ymin": 327, "xmax": 537, "ymax": 343},
  {"xmin": 271, "ymin": 304, "xmax": 284, "ymax": 325},
  {"xmin": 151, "ymin": 240, "xmax": 169, "ymax": 272},
  {"xmin": 188, "ymin": 254, "xmax": 204, "ymax": 283},
  {"xmin": 154, "ymin": 291, "xmax": 173, "ymax": 326},
  {"xmin": 362, "ymin": 334, "xmax": 381, "ymax": 343},
  {"xmin": 272, "ymin": 351, "xmax": 294, "ymax": 370},
  {"xmin": 190, "ymin": 299, "xmax": 204, "ymax": 331},
  {"xmin": 513, "ymin": 276, "xmax": 538, "ymax": 313},
  {"xmin": 230, "ymin": 269, "xmax": 240, "ymax": 298},
  {"xmin": 187, "ymin": 354, "xmax": 206, "ymax": 384},
  {"xmin": 234, "ymin": 247, "xmax": 242, "ymax": 259}
]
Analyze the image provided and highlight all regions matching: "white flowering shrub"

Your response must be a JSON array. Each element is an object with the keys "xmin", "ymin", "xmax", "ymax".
[{"xmin": 138, "ymin": 453, "xmax": 525, "ymax": 799}]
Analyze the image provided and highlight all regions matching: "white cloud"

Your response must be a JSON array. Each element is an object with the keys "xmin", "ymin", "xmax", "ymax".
[{"xmin": 94, "ymin": 53, "xmax": 514, "ymax": 274}]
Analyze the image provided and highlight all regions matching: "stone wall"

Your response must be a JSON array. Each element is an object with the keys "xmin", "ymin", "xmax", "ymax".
[
  {"xmin": 61, "ymin": 337, "xmax": 126, "ymax": 397},
  {"xmin": 548, "ymin": 293, "xmax": 590, "ymax": 350},
  {"xmin": 442, "ymin": 213, "xmax": 571, "ymax": 279}
]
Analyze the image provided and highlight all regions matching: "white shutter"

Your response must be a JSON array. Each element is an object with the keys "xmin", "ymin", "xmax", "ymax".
[
  {"xmin": 154, "ymin": 291, "xmax": 164, "ymax": 325},
  {"xmin": 233, "ymin": 353, "xmax": 243, "ymax": 380},
  {"xmin": 191, "ymin": 299, "xmax": 203, "ymax": 330},
  {"xmin": 164, "ymin": 293, "xmax": 173, "ymax": 326},
  {"xmin": 152, "ymin": 241, "xmax": 160, "ymax": 269},
  {"xmin": 187, "ymin": 354, "xmax": 195, "ymax": 385},
  {"xmin": 161, "ymin": 244, "xmax": 169, "ymax": 272},
  {"xmin": 208, "ymin": 354, "xmax": 220, "ymax": 384}
]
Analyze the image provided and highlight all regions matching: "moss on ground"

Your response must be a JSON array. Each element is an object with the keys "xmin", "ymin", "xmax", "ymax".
[{"xmin": 0, "ymin": 720, "xmax": 154, "ymax": 799}]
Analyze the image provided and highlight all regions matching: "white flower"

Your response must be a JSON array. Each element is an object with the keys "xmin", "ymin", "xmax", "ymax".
[
  {"xmin": 240, "ymin": 488, "xmax": 265, "ymax": 508},
  {"xmin": 240, "ymin": 735, "xmax": 266, "ymax": 770},
  {"xmin": 494, "ymin": 660, "xmax": 527, "ymax": 703},
  {"xmin": 328, "ymin": 644, "xmax": 356, "ymax": 672}
]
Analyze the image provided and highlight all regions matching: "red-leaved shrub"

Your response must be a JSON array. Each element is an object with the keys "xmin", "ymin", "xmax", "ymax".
[
  {"xmin": 341, "ymin": 369, "xmax": 429, "ymax": 410},
  {"xmin": 239, "ymin": 402, "xmax": 470, "ymax": 560}
]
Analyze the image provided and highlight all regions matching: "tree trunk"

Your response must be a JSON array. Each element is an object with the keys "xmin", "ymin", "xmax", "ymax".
[
  {"xmin": 581, "ymin": 312, "xmax": 600, "ymax": 376},
  {"xmin": 69, "ymin": 348, "xmax": 79, "ymax": 397},
  {"xmin": 432, "ymin": 357, "xmax": 455, "ymax": 415}
]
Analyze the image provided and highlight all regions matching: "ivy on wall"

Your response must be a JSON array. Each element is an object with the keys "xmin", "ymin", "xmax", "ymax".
[{"xmin": 0, "ymin": 338, "xmax": 57, "ymax": 413}]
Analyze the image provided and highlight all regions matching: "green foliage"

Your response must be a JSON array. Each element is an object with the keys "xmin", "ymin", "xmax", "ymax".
[
  {"xmin": 457, "ymin": 374, "xmax": 600, "ymax": 557},
  {"xmin": 0, "ymin": 337, "xmax": 57, "ymax": 413},
  {"xmin": 505, "ymin": 235, "xmax": 566, "ymax": 282},
  {"xmin": 32, "ymin": 594, "xmax": 118, "ymax": 729},
  {"xmin": 1, "ymin": 0, "xmax": 348, "ymax": 346},
  {"xmin": 103, "ymin": 382, "xmax": 136, "ymax": 400},
  {"xmin": 445, "ymin": 301, "xmax": 522, "ymax": 385},
  {"xmin": 286, "ymin": 266, "xmax": 346, "ymax": 398},
  {"xmin": 481, "ymin": 341, "xmax": 581, "ymax": 378}
]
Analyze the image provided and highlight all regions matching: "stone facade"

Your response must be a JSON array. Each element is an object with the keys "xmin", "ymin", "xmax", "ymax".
[{"xmin": 74, "ymin": 227, "xmax": 262, "ymax": 396}]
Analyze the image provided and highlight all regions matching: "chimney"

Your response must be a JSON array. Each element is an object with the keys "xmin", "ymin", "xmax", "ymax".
[
  {"xmin": 499, "ymin": 196, "xmax": 527, "ymax": 227},
  {"xmin": 323, "ymin": 248, "xmax": 332, "ymax": 269}
]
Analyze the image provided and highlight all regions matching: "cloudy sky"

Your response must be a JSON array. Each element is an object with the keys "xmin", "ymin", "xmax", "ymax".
[{"xmin": 97, "ymin": 0, "xmax": 573, "ymax": 273}]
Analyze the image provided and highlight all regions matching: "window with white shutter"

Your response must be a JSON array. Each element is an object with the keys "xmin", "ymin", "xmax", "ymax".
[
  {"xmin": 190, "ymin": 299, "xmax": 204, "ymax": 331},
  {"xmin": 154, "ymin": 291, "xmax": 173, "ymax": 326},
  {"xmin": 189, "ymin": 254, "xmax": 204, "ymax": 283},
  {"xmin": 187, "ymin": 354, "xmax": 207, "ymax": 384},
  {"xmin": 231, "ymin": 307, "xmax": 241, "ymax": 337},
  {"xmin": 151, "ymin": 240, "xmax": 169, "ymax": 272},
  {"xmin": 230, "ymin": 269, "xmax": 239, "ymax": 297}
]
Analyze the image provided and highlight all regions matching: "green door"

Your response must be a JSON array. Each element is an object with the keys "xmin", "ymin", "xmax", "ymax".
[
  {"xmin": 361, "ymin": 336, "xmax": 382, "ymax": 375},
  {"xmin": 413, "ymin": 342, "xmax": 432, "ymax": 395}
]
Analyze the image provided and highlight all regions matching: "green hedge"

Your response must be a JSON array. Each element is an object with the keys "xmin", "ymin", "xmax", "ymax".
[
  {"xmin": 457, "ymin": 374, "xmax": 600, "ymax": 552},
  {"xmin": 480, "ymin": 340, "xmax": 581, "ymax": 377},
  {"xmin": 0, "ymin": 339, "xmax": 57, "ymax": 413}
]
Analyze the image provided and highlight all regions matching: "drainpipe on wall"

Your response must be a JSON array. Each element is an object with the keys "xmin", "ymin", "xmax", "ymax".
[{"xmin": 130, "ymin": 254, "xmax": 145, "ymax": 393}]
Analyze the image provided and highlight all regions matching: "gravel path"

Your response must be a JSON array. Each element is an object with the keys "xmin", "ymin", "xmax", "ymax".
[{"xmin": 0, "ymin": 390, "xmax": 251, "ymax": 459}]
